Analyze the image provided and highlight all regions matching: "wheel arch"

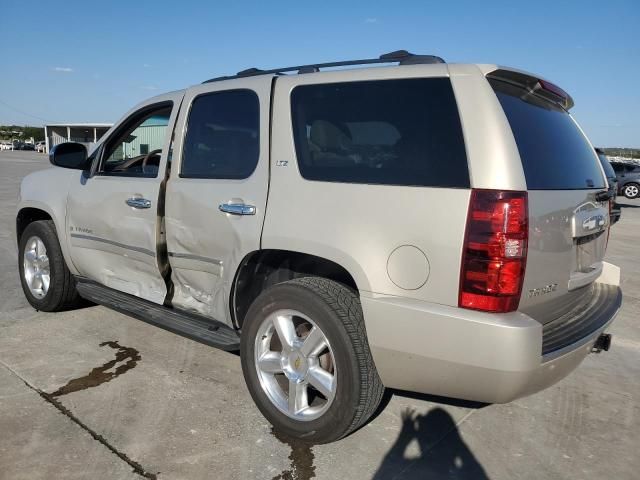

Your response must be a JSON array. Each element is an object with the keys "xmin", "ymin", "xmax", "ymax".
[
  {"xmin": 231, "ymin": 249, "xmax": 361, "ymax": 329},
  {"xmin": 16, "ymin": 167, "xmax": 79, "ymax": 274},
  {"xmin": 16, "ymin": 207, "xmax": 53, "ymax": 244},
  {"xmin": 16, "ymin": 201, "xmax": 79, "ymax": 276}
]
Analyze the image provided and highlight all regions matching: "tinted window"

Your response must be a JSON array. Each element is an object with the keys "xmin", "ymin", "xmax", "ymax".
[
  {"xmin": 611, "ymin": 163, "xmax": 624, "ymax": 173},
  {"xmin": 291, "ymin": 78, "xmax": 469, "ymax": 187},
  {"xmin": 181, "ymin": 90, "xmax": 259, "ymax": 179},
  {"xmin": 597, "ymin": 154, "xmax": 616, "ymax": 178},
  {"xmin": 490, "ymin": 79, "xmax": 605, "ymax": 190}
]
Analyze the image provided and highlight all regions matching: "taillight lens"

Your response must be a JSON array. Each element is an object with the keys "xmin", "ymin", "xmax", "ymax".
[{"xmin": 459, "ymin": 190, "xmax": 528, "ymax": 313}]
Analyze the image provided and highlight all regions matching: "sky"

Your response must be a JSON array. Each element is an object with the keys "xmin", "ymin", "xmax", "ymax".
[{"xmin": 0, "ymin": 0, "xmax": 638, "ymax": 147}]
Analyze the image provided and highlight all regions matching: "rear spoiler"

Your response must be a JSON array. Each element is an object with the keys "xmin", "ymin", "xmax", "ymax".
[{"xmin": 486, "ymin": 68, "xmax": 574, "ymax": 110}]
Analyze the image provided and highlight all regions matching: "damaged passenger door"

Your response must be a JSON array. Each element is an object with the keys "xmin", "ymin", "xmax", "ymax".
[
  {"xmin": 66, "ymin": 92, "xmax": 183, "ymax": 304},
  {"xmin": 164, "ymin": 77, "xmax": 272, "ymax": 324}
]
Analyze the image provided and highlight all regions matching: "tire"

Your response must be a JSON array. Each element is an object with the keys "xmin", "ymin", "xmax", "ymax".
[
  {"xmin": 18, "ymin": 220, "xmax": 82, "ymax": 311},
  {"xmin": 623, "ymin": 183, "xmax": 640, "ymax": 199},
  {"xmin": 240, "ymin": 277, "xmax": 384, "ymax": 443}
]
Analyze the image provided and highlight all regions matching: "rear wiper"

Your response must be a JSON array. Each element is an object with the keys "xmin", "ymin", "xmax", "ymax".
[{"xmin": 595, "ymin": 190, "xmax": 613, "ymax": 202}]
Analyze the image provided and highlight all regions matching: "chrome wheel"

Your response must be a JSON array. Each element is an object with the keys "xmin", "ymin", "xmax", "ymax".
[
  {"xmin": 624, "ymin": 184, "xmax": 639, "ymax": 198},
  {"xmin": 254, "ymin": 309, "xmax": 337, "ymax": 421},
  {"xmin": 23, "ymin": 236, "xmax": 50, "ymax": 299}
]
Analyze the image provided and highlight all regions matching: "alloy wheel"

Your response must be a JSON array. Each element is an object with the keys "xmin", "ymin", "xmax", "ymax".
[
  {"xmin": 254, "ymin": 309, "xmax": 337, "ymax": 421},
  {"xmin": 23, "ymin": 236, "xmax": 50, "ymax": 299}
]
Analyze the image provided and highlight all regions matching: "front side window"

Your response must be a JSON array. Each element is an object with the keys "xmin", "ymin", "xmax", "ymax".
[
  {"xmin": 290, "ymin": 78, "xmax": 469, "ymax": 187},
  {"xmin": 100, "ymin": 104, "xmax": 172, "ymax": 177},
  {"xmin": 181, "ymin": 89, "xmax": 260, "ymax": 179}
]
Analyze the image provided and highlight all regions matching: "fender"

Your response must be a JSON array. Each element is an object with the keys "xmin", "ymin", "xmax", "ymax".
[{"xmin": 17, "ymin": 167, "xmax": 80, "ymax": 275}]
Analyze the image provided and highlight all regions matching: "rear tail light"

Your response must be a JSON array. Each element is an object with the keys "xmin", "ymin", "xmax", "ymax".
[{"xmin": 459, "ymin": 190, "xmax": 528, "ymax": 313}]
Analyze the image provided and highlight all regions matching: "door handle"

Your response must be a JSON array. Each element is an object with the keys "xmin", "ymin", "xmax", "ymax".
[
  {"xmin": 218, "ymin": 203, "xmax": 256, "ymax": 216},
  {"xmin": 126, "ymin": 197, "xmax": 152, "ymax": 209}
]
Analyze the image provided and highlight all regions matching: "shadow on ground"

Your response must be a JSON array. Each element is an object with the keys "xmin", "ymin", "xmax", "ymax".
[
  {"xmin": 617, "ymin": 202, "xmax": 640, "ymax": 209},
  {"xmin": 373, "ymin": 407, "xmax": 488, "ymax": 480}
]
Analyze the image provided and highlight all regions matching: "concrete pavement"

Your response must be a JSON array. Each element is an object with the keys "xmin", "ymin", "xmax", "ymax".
[{"xmin": 1, "ymin": 150, "xmax": 638, "ymax": 479}]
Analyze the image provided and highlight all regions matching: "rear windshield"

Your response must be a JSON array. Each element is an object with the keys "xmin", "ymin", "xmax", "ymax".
[
  {"xmin": 291, "ymin": 78, "xmax": 469, "ymax": 188},
  {"xmin": 490, "ymin": 79, "xmax": 605, "ymax": 190}
]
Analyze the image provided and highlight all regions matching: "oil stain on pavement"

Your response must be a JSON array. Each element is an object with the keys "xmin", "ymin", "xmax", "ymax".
[
  {"xmin": 49, "ymin": 341, "xmax": 141, "ymax": 397},
  {"xmin": 271, "ymin": 427, "xmax": 316, "ymax": 480}
]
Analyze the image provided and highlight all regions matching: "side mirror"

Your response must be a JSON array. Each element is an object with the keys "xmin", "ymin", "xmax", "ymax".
[{"xmin": 49, "ymin": 142, "xmax": 88, "ymax": 170}]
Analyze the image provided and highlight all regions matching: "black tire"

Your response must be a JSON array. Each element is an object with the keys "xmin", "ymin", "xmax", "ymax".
[
  {"xmin": 240, "ymin": 277, "xmax": 384, "ymax": 444},
  {"xmin": 18, "ymin": 220, "xmax": 82, "ymax": 311},
  {"xmin": 623, "ymin": 182, "xmax": 640, "ymax": 199}
]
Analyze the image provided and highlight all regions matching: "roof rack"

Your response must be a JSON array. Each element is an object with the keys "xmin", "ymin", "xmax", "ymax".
[{"xmin": 202, "ymin": 50, "xmax": 445, "ymax": 84}]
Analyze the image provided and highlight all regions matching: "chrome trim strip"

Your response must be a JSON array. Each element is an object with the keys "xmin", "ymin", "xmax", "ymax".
[
  {"xmin": 168, "ymin": 251, "xmax": 223, "ymax": 266},
  {"xmin": 70, "ymin": 234, "xmax": 156, "ymax": 257}
]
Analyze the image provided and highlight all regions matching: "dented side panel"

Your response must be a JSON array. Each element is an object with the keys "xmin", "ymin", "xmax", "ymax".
[
  {"xmin": 66, "ymin": 176, "xmax": 167, "ymax": 303},
  {"xmin": 164, "ymin": 76, "xmax": 273, "ymax": 325},
  {"xmin": 65, "ymin": 90, "xmax": 184, "ymax": 304}
]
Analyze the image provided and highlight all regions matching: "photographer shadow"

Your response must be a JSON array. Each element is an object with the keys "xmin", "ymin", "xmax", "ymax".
[{"xmin": 373, "ymin": 407, "xmax": 488, "ymax": 480}]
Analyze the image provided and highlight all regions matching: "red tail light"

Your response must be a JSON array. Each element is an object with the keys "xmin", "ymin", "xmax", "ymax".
[{"xmin": 459, "ymin": 190, "xmax": 528, "ymax": 313}]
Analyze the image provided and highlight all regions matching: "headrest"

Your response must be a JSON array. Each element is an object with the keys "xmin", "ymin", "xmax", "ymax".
[{"xmin": 309, "ymin": 120, "xmax": 351, "ymax": 151}]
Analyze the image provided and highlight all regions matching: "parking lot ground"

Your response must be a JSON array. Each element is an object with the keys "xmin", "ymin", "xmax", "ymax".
[{"xmin": 1, "ymin": 150, "xmax": 639, "ymax": 480}]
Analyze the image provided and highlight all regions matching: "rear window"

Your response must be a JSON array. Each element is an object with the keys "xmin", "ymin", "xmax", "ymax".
[
  {"xmin": 490, "ymin": 79, "xmax": 605, "ymax": 190},
  {"xmin": 291, "ymin": 78, "xmax": 469, "ymax": 188}
]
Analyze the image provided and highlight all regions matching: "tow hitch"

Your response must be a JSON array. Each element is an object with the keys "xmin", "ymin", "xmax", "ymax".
[{"xmin": 592, "ymin": 333, "xmax": 612, "ymax": 353}]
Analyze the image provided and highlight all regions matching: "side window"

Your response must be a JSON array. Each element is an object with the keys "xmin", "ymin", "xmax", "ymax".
[
  {"xmin": 181, "ymin": 89, "xmax": 260, "ymax": 179},
  {"xmin": 611, "ymin": 163, "xmax": 623, "ymax": 173},
  {"xmin": 290, "ymin": 78, "xmax": 469, "ymax": 188},
  {"xmin": 99, "ymin": 104, "xmax": 172, "ymax": 177}
]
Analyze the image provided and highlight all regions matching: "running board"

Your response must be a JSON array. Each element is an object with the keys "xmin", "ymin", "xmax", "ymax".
[{"xmin": 76, "ymin": 279, "xmax": 240, "ymax": 351}]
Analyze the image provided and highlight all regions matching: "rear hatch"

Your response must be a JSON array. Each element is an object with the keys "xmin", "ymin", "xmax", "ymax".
[{"xmin": 488, "ymin": 72, "xmax": 612, "ymax": 328}]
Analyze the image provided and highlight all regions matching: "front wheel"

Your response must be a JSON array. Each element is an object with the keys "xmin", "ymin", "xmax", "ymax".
[
  {"xmin": 623, "ymin": 183, "xmax": 640, "ymax": 199},
  {"xmin": 18, "ymin": 220, "xmax": 82, "ymax": 311},
  {"xmin": 240, "ymin": 277, "xmax": 384, "ymax": 443}
]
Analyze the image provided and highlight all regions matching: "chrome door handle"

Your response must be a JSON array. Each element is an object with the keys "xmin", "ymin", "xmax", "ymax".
[
  {"xmin": 126, "ymin": 197, "xmax": 152, "ymax": 209},
  {"xmin": 218, "ymin": 203, "xmax": 256, "ymax": 215}
]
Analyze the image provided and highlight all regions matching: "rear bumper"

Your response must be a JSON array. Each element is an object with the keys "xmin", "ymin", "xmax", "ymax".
[{"xmin": 361, "ymin": 270, "xmax": 621, "ymax": 404}]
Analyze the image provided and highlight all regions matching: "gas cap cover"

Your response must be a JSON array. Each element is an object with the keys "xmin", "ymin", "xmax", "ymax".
[{"xmin": 386, "ymin": 245, "xmax": 430, "ymax": 290}]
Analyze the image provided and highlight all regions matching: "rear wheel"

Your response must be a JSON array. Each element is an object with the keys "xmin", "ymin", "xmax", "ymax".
[
  {"xmin": 240, "ymin": 277, "xmax": 384, "ymax": 443},
  {"xmin": 18, "ymin": 220, "xmax": 82, "ymax": 311},
  {"xmin": 623, "ymin": 183, "xmax": 639, "ymax": 199}
]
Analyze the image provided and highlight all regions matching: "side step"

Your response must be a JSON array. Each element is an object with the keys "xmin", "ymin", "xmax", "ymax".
[{"xmin": 76, "ymin": 279, "xmax": 240, "ymax": 351}]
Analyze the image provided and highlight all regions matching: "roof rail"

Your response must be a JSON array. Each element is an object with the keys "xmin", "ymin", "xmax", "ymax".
[{"xmin": 202, "ymin": 50, "xmax": 445, "ymax": 84}]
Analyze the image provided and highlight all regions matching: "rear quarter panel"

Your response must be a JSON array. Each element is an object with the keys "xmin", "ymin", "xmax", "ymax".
[{"xmin": 264, "ymin": 65, "xmax": 471, "ymax": 305}]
